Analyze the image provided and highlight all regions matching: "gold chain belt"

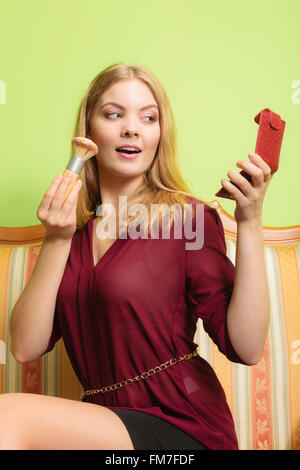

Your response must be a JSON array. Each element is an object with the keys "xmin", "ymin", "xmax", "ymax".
[{"xmin": 80, "ymin": 348, "xmax": 199, "ymax": 402}]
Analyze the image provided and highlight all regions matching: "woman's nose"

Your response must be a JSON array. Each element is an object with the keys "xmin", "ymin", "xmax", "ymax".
[
  {"xmin": 121, "ymin": 115, "xmax": 140, "ymax": 136},
  {"xmin": 121, "ymin": 126, "xmax": 139, "ymax": 136}
]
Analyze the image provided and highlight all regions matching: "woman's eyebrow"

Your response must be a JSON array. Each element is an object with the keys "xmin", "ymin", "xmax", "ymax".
[{"xmin": 100, "ymin": 101, "xmax": 158, "ymax": 111}]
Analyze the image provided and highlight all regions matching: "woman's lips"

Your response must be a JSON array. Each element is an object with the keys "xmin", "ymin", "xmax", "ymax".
[{"xmin": 115, "ymin": 150, "xmax": 141, "ymax": 159}]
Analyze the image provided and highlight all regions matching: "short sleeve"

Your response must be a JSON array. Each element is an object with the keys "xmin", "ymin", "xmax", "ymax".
[
  {"xmin": 185, "ymin": 204, "xmax": 245, "ymax": 364},
  {"xmin": 41, "ymin": 304, "xmax": 61, "ymax": 355}
]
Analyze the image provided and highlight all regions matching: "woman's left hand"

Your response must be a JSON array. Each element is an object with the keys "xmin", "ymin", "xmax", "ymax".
[{"xmin": 221, "ymin": 152, "xmax": 274, "ymax": 224}]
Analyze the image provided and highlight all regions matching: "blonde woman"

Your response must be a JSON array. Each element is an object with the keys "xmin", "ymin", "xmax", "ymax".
[{"xmin": 4, "ymin": 64, "xmax": 272, "ymax": 450}]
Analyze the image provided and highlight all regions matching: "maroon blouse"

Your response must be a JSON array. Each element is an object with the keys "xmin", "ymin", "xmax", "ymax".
[{"xmin": 43, "ymin": 197, "xmax": 246, "ymax": 450}]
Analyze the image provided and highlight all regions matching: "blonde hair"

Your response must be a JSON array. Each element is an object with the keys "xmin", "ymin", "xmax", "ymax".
[{"xmin": 72, "ymin": 63, "xmax": 209, "ymax": 233}]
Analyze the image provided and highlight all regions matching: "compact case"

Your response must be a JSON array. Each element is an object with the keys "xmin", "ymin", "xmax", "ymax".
[{"xmin": 215, "ymin": 108, "xmax": 286, "ymax": 200}]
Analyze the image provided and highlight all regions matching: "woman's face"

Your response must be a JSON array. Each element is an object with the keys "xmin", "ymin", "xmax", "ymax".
[{"xmin": 87, "ymin": 78, "xmax": 161, "ymax": 181}]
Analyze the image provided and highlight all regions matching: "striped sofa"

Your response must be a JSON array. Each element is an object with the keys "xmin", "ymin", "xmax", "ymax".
[{"xmin": 0, "ymin": 200, "xmax": 299, "ymax": 450}]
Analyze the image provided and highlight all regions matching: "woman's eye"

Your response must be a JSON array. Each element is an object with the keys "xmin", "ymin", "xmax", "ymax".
[
  {"xmin": 145, "ymin": 115, "xmax": 156, "ymax": 122},
  {"xmin": 105, "ymin": 112, "xmax": 156, "ymax": 122},
  {"xmin": 106, "ymin": 112, "xmax": 119, "ymax": 118}
]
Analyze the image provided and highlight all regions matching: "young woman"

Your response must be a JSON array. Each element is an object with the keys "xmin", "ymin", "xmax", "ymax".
[{"xmin": 3, "ymin": 63, "xmax": 272, "ymax": 450}]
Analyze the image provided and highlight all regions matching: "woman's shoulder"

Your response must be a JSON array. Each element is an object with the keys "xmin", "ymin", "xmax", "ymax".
[
  {"xmin": 75, "ymin": 210, "xmax": 95, "ymax": 230},
  {"xmin": 71, "ymin": 212, "xmax": 94, "ymax": 244},
  {"xmin": 182, "ymin": 195, "xmax": 225, "ymax": 249},
  {"xmin": 184, "ymin": 195, "xmax": 218, "ymax": 219}
]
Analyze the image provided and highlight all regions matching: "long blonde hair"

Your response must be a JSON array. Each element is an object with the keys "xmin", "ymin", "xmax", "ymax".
[{"xmin": 72, "ymin": 63, "xmax": 209, "ymax": 233}]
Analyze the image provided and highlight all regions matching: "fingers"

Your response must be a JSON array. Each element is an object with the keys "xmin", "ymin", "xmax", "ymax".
[
  {"xmin": 249, "ymin": 153, "xmax": 272, "ymax": 174},
  {"xmin": 61, "ymin": 179, "xmax": 82, "ymax": 218},
  {"xmin": 50, "ymin": 173, "xmax": 75, "ymax": 212},
  {"xmin": 37, "ymin": 174, "xmax": 63, "ymax": 218},
  {"xmin": 249, "ymin": 153, "xmax": 272, "ymax": 183},
  {"xmin": 236, "ymin": 153, "xmax": 272, "ymax": 184},
  {"xmin": 220, "ymin": 177, "xmax": 248, "ymax": 205},
  {"xmin": 37, "ymin": 173, "xmax": 81, "ymax": 221},
  {"xmin": 221, "ymin": 152, "xmax": 273, "ymax": 205}
]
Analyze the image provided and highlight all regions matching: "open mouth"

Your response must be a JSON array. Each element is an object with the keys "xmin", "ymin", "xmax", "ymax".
[
  {"xmin": 115, "ymin": 147, "xmax": 142, "ymax": 158},
  {"xmin": 116, "ymin": 147, "xmax": 141, "ymax": 154}
]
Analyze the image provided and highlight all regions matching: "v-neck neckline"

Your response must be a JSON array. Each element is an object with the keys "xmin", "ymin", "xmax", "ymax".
[{"xmin": 89, "ymin": 213, "xmax": 126, "ymax": 270}]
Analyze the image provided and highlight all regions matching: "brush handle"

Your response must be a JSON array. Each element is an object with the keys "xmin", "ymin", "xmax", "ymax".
[{"xmin": 62, "ymin": 169, "xmax": 79, "ymax": 203}]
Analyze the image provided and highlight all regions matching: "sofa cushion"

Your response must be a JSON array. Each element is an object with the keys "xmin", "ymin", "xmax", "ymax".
[
  {"xmin": 0, "ymin": 235, "xmax": 299, "ymax": 450},
  {"xmin": 195, "ymin": 238, "xmax": 300, "ymax": 450},
  {"xmin": 0, "ymin": 244, "xmax": 82, "ymax": 400}
]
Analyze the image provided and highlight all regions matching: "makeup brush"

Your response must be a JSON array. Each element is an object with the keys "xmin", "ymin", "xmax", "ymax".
[{"xmin": 62, "ymin": 137, "xmax": 98, "ymax": 203}]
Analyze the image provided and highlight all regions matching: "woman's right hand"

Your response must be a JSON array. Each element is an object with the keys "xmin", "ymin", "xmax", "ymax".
[{"xmin": 37, "ymin": 173, "xmax": 82, "ymax": 242}]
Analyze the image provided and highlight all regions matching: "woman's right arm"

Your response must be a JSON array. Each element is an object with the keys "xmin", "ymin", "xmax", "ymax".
[{"xmin": 10, "ymin": 173, "xmax": 82, "ymax": 363}]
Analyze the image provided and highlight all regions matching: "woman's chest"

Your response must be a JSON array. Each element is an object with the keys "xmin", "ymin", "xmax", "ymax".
[
  {"xmin": 92, "ymin": 216, "xmax": 122, "ymax": 266},
  {"xmin": 63, "ymin": 223, "xmax": 186, "ymax": 306}
]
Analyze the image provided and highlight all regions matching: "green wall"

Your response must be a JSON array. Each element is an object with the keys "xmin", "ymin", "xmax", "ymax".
[{"xmin": 0, "ymin": 0, "xmax": 299, "ymax": 227}]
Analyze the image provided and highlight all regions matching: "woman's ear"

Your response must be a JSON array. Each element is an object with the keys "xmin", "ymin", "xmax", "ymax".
[{"xmin": 86, "ymin": 125, "xmax": 91, "ymax": 139}]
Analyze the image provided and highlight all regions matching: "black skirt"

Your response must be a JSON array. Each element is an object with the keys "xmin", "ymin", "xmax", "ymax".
[{"xmin": 110, "ymin": 409, "xmax": 208, "ymax": 450}]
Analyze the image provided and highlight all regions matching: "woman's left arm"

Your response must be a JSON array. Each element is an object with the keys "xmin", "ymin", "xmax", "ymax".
[{"xmin": 220, "ymin": 152, "xmax": 274, "ymax": 365}]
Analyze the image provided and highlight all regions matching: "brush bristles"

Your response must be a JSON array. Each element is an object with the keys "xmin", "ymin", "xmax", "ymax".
[{"xmin": 72, "ymin": 137, "xmax": 98, "ymax": 161}]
